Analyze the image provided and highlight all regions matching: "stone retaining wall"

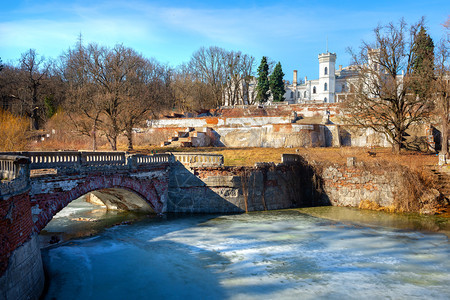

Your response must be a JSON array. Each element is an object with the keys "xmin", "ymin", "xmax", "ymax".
[
  {"xmin": 321, "ymin": 164, "xmax": 398, "ymax": 208},
  {"xmin": 167, "ymin": 162, "xmax": 323, "ymax": 213},
  {"xmin": 0, "ymin": 235, "xmax": 44, "ymax": 300}
]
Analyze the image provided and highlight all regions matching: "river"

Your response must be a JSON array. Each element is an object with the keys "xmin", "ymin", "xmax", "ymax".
[{"xmin": 40, "ymin": 198, "xmax": 450, "ymax": 299}]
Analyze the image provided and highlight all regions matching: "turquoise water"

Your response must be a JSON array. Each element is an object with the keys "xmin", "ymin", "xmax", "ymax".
[{"xmin": 40, "ymin": 202, "xmax": 450, "ymax": 299}]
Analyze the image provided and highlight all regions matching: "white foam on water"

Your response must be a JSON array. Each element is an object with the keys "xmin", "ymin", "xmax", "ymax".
[{"xmin": 42, "ymin": 211, "xmax": 450, "ymax": 300}]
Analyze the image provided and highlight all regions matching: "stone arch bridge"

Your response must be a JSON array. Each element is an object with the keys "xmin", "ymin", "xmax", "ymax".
[{"xmin": 0, "ymin": 151, "xmax": 224, "ymax": 300}]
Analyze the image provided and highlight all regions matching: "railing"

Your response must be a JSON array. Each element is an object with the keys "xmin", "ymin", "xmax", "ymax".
[
  {"xmin": 0, "ymin": 155, "xmax": 30, "ymax": 197},
  {"xmin": 0, "ymin": 151, "xmax": 171, "ymax": 173},
  {"xmin": 0, "ymin": 151, "xmax": 224, "ymax": 179},
  {"xmin": 131, "ymin": 153, "xmax": 173, "ymax": 166},
  {"xmin": 173, "ymin": 153, "xmax": 223, "ymax": 167}
]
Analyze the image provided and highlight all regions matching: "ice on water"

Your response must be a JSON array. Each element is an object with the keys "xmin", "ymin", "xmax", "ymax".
[{"xmin": 41, "ymin": 209, "xmax": 450, "ymax": 299}]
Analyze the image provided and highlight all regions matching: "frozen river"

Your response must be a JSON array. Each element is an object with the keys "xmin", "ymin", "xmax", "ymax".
[{"xmin": 40, "ymin": 199, "xmax": 450, "ymax": 299}]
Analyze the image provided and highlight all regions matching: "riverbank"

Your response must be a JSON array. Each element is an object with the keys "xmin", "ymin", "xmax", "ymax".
[{"xmin": 133, "ymin": 147, "xmax": 448, "ymax": 216}]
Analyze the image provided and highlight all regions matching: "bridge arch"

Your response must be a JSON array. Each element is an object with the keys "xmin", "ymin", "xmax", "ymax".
[{"xmin": 30, "ymin": 173, "xmax": 167, "ymax": 233}]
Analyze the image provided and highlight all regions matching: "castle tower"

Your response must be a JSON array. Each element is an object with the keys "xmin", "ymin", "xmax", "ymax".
[{"xmin": 318, "ymin": 52, "xmax": 336, "ymax": 103}]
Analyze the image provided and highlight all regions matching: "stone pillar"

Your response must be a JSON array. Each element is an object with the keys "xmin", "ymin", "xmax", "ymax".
[
  {"xmin": 347, "ymin": 157, "xmax": 356, "ymax": 168},
  {"xmin": 0, "ymin": 234, "xmax": 44, "ymax": 300},
  {"xmin": 293, "ymin": 70, "xmax": 297, "ymax": 85}
]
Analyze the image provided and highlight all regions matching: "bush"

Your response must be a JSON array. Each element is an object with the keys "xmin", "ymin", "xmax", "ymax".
[{"xmin": 0, "ymin": 109, "xmax": 29, "ymax": 151}]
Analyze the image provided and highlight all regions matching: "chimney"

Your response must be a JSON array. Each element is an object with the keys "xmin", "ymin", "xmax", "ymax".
[
  {"xmin": 304, "ymin": 76, "xmax": 307, "ymax": 83},
  {"xmin": 293, "ymin": 70, "xmax": 298, "ymax": 85},
  {"xmin": 339, "ymin": 65, "xmax": 342, "ymax": 71}
]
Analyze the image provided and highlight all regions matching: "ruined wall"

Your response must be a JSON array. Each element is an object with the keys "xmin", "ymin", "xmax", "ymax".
[
  {"xmin": 320, "ymin": 164, "xmax": 398, "ymax": 207},
  {"xmin": 216, "ymin": 124, "xmax": 325, "ymax": 148},
  {"xmin": 318, "ymin": 160, "xmax": 443, "ymax": 213},
  {"xmin": 0, "ymin": 234, "xmax": 44, "ymax": 300},
  {"xmin": 0, "ymin": 164, "xmax": 44, "ymax": 300},
  {"xmin": 0, "ymin": 191, "xmax": 34, "ymax": 275},
  {"xmin": 167, "ymin": 162, "xmax": 324, "ymax": 213}
]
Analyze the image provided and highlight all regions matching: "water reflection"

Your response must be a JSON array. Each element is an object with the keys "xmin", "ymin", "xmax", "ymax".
[{"xmin": 296, "ymin": 206, "xmax": 450, "ymax": 236}]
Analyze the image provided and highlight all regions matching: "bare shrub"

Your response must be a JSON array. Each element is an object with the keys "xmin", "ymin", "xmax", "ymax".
[{"xmin": 0, "ymin": 109, "xmax": 29, "ymax": 151}]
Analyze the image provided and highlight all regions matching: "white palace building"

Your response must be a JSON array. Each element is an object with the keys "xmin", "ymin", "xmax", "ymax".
[{"xmin": 283, "ymin": 51, "xmax": 358, "ymax": 104}]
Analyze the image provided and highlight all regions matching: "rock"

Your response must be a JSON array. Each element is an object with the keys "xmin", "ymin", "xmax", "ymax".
[{"xmin": 419, "ymin": 188, "xmax": 442, "ymax": 214}]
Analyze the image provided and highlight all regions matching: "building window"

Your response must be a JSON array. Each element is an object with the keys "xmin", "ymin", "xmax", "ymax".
[
  {"xmin": 304, "ymin": 91, "xmax": 307, "ymax": 98},
  {"xmin": 313, "ymin": 86, "xmax": 316, "ymax": 94},
  {"xmin": 324, "ymin": 83, "xmax": 328, "ymax": 91},
  {"xmin": 298, "ymin": 91, "xmax": 300, "ymax": 98},
  {"xmin": 342, "ymin": 84, "xmax": 345, "ymax": 92},
  {"xmin": 290, "ymin": 91, "xmax": 293, "ymax": 99},
  {"xmin": 324, "ymin": 97, "xmax": 327, "ymax": 102},
  {"xmin": 324, "ymin": 67, "xmax": 328, "ymax": 75}
]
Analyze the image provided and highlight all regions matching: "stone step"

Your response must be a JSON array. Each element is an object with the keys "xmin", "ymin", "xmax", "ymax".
[
  {"xmin": 175, "ymin": 131, "xmax": 189, "ymax": 138},
  {"xmin": 180, "ymin": 141, "xmax": 192, "ymax": 147}
]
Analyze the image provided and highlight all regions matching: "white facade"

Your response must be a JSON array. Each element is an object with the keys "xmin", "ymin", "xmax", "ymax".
[{"xmin": 284, "ymin": 52, "xmax": 359, "ymax": 104}]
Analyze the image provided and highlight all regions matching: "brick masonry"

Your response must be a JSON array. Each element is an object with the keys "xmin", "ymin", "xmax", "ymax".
[
  {"xmin": 0, "ymin": 189, "xmax": 33, "ymax": 275},
  {"xmin": 30, "ymin": 167, "xmax": 169, "ymax": 232},
  {"xmin": 321, "ymin": 165, "xmax": 397, "ymax": 207},
  {"xmin": 167, "ymin": 162, "xmax": 324, "ymax": 213}
]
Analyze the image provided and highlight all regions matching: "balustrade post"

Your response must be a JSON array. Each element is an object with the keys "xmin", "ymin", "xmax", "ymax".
[{"xmin": 127, "ymin": 154, "xmax": 137, "ymax": 171}]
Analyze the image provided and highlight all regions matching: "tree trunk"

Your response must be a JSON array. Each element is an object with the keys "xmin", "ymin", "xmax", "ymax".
[
  {"xmin": 107, "ymin": 135, "xmax": 117, "ymax": 151},
  {"xmin": 126, "ymin": 127, "xmax": 133, "ymax": 151},
  {"xmin": 442, "ymin": 112, "xmax": 448, "ymax": 156},
  {"xmin": 92, "ymin": 120, "xmax": 98, "ymax": 151},
  {"xmin": 31, "ymin": 84, "xmax": 39, "ymax": 130},
  {"xmin": 393, "ymin": 128, "xmax": 402, "ymax": 154}
]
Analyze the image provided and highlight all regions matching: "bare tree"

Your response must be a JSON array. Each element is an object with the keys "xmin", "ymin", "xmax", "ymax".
[
  {"xmin": 62, "ymin": 40, "xmax": 172, "ymax": 151},
  {"xmin": 343, "ymin": 18, "xmax": 432, "ymax": 153},
  {"xmin": 223, "ymin": 51, "xmax": 255, "ymax": 105},
  {"xmin": 189, "ymin": 46, "xmax": 227, "ymax": 108},
  {"xmin": 120, "ymin": 59, "xmax": 172, "ymax": 150},
  {"xmin": 434, "ymin": 17, "xmax": 450, "ymax": 155},
  {"xmin": 62, "ymin": 38, "xmax": 103, "ymax": 150}
]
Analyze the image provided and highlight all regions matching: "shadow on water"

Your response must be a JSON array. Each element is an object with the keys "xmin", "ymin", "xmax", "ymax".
[{"xmin": 40, "ymin": 212, "xmax": 233, "ymax": 300}]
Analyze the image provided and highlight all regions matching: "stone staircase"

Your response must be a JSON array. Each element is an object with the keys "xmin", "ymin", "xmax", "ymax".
[
  {"xmin": 429, "ymin": 167, "xmax": 450, "ymax": 199},
  {"xmin": 161, "ymin": 127, "xmax": 212, "ymax": 147}
]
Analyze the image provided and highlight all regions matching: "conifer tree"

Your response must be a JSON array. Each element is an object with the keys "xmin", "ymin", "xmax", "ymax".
[
  {"xmin": 411, "ymin": 26, "xmax": 435, "ymax": 100},
  {"xmin": 256, "ymin": 56, "xmax": 270, "ymax": 103},
  {"xmin": 269, "ymin": 62, "xmax": 285, "ymax": 102}
]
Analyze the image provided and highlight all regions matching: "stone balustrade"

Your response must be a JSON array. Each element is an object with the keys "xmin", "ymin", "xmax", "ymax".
[
  {"xmin": 0, "ymin": 152, "xmax": 224, "ymax": 176},
  {"xmin": 0, "ymin": 155, "xmax": 31, "ymax": 197},
  {"xmin": 173, "ymin": 153, "xmax": 224, "ymax": 167},
  {"xmin": 130, "ymin": 153, "xmax": 174, "ymax": 166}
]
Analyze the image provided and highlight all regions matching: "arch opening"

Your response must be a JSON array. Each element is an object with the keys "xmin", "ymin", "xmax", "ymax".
[{"xmin": 38, "ymin": 188, "xmax": 156, "ymax": 247}]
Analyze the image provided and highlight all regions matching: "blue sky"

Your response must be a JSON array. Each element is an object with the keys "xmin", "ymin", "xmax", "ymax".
[{"xmin": 1, "ymin": 0, "xmax": 448, "ymax": 80}]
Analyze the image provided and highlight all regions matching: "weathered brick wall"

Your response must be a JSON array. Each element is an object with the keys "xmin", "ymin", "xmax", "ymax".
[
  {"xmin": 321, "ymin": 164, "xmax": 399, "ymax": 208},
  {"xmin": 0, "ymin": 234, "xmax": 44, "ymax": 300},
  {"xmin": 0, "ymin": 190, "xmax": 33, "ymax": 275},
  {"xmin": 167, "ymin": 163, "xmax": 323, "ymax": 213},
  {"xmin": 30, "ymin": 168, "xmax": 169, "ymax": 232}
]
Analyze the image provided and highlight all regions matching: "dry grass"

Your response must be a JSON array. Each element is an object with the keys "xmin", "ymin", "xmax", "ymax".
[
  {"xmin": 0, "ymin": 109, "xmax": 30, "ymax": 151},
  {"xmin": 129, "ymin": 145, "xmax": 438, "ymax": 169}
]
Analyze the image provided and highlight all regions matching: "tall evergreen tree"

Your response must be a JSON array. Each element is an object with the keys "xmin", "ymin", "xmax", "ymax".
[
  {"xmin": 269, "ymin": 62, "xmax": 285, "ymax": 102},
  {"xmin": 411, "ymin": 26, "xmax": 435, "ymax": 100},
  {"xmin": 256, "ymin": 56, "xmax": 270, "ymax": 103}
]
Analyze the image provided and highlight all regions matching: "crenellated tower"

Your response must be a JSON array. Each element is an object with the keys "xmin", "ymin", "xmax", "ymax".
[{"xmin": 318, "ymin": 52, "xmax": 336, "ymax": 103}]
